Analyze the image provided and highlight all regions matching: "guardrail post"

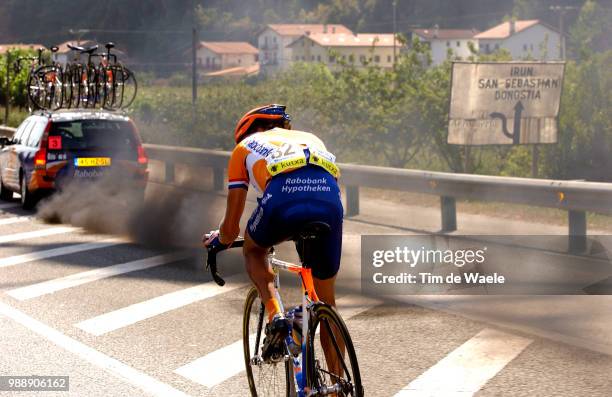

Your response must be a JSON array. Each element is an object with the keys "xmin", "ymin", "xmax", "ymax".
[
  {"xmin": 165, "ymin": 161, "xmax": 175, "ymax": 184},
  {"xmin": 345, "ymin": 186, "xmax": 360, "ymax": 217},
  {"xmin": 568, "ymin": 210, "xmax": 587, "ymax": 254},
  {"xmin": 440, "ymin": 196, "xmax": 457, "ymax": 232},
  {"xmin": 213, "ymin": 167, "xmax": 224, "ymax": 191}
]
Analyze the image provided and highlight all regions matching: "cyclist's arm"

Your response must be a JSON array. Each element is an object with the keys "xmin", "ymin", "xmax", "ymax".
[
  {"xmin": 219, "ymin": 145, "xmax": 250, "ymax": 244},
  {"xmin": 219, "ymin": 188, "xmax": 246, "ymax": 244}
]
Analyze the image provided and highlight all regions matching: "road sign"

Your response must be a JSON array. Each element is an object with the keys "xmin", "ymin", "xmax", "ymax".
[{"xmin": 448, "ymin": 62, "xmax": 565, "ymax": 145}]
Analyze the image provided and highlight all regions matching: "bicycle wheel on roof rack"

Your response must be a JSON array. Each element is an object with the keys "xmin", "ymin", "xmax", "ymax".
[
  {"xmin": 45, "ymin": 66, "xmax": 64, "ymax": 111},
  {"xmin": 27, "ymin": 68, "xmax": 47, "ymax": 110},
  {"xmin": 117, "ymin": 65, "xmax": 137, "ymax": 109},
  {"xmin": 102, "ymin": 66, "xmax": 119, "ymax": 110}
]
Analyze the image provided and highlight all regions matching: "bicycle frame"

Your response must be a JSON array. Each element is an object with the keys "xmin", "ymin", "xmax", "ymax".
[{"xmin": 267, "ymin": 254, "xmax": 318, "ymax": 397}]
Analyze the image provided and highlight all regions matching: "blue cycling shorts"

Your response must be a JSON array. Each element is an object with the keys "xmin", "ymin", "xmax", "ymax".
[{"xmin": 246, "ymin": 165, "xmax": 343, "ymax": 280}]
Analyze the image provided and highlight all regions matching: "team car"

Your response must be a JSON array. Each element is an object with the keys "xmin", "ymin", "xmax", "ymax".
[{"xmin": 0, "ymin": 110, "xmax": 148, "ymax": 209}]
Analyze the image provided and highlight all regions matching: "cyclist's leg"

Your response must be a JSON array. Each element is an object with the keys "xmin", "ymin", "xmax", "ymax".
[{"xmin": 243, "ymin": 230, "xmax": 279, "ymax": 320}]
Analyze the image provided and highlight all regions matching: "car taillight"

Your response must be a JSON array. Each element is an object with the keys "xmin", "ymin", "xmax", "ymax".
[
  {"xmin": 137, "ymin": 144, "xmax": 148, "ymax": 165},
  {"xmin": 34, "ymin": 121, "xmax": 52, "ymax": 170}
]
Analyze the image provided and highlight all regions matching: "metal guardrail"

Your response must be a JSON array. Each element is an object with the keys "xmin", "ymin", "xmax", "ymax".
[{"xmin": 143, "ymin": 143, "xmax": 612, "ymax": 254}]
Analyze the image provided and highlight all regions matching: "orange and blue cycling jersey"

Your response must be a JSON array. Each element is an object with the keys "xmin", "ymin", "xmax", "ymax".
[
  {"xmin": 227, "ymin": 127, "xmax": 340, "ymax": 194},
  {"xmin": 228, "ymin": 127, "xmax": 343, "ymax": 279}
]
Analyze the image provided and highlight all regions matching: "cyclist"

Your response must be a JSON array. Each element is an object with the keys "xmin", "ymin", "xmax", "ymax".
[{"xmin": 204, "ymin": 104, "xmax": 343, "ymax": 360}]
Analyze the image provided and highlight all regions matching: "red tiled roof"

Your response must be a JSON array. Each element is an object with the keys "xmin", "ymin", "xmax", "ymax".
[
  {"xmin": 291, "ymin": 33, "xmax": 396, "ymax": 48},
  {"xmin": 267, "ymin": 24, "xmax": 353, "ymax": 36},
  {"xmin": 474, "ymin": 20, "xmax": 542, "ymax": 39},
  {"xmin": 0, "ymin": 43, "xmax": 45, "ymax": 54},
  {"xmin": 412, "ymin": 28, "xmax": 479, "ymax": 40},
  {"xmin": 200, "ymin": 41, "xmax": 258, "ymax": 55}
]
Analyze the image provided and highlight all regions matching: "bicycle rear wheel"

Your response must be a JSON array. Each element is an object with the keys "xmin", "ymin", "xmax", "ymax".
[
  {"xmin": 243, "ymin": 287, "xmax": 292, "ymax": 397},
  {"xmin": 306, "ymin": 303, "xmax": 363, "ymax": 397}
]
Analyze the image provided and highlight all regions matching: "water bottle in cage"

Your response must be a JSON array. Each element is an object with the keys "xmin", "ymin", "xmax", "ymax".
[{"xmin": 286, "ymin": 305, "xmax": 303, "ymax": 356}]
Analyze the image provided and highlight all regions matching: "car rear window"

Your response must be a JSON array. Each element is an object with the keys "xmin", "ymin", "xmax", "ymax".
[{"xmin": 49, "ymin": 120, "xmax": 136, "ymax": 150}]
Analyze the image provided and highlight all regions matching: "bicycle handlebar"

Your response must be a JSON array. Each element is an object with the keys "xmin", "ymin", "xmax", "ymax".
[{"xmin": 205, "ymin": 237, "xmax": 244, "ymax": 286}]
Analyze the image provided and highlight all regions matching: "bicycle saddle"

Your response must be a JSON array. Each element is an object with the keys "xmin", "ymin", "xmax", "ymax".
[
  {"xmin": 295, "ymin": 222, "xmax": 331, "ymax": 241},
  {"xmin": 67, "ymin": 43, "xmax": 99, "ymax": 54},
  {"xmin": 105, "ymin": 42, "xmax": 115, "ymax": 50}
]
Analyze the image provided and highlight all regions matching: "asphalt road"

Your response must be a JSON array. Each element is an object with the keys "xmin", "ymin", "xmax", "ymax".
[{"xmin": 0, "ymin": 185, "xmax": 611, "ymax": 397}]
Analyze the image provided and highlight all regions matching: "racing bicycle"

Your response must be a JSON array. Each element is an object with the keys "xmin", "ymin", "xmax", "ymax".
[{"xmin": 206, "ymin": 222, "xmax": 363, "ymax": 396}]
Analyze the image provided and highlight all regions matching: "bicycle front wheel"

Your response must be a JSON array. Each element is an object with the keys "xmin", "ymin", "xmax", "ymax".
[
  {"xmin": 243, "ymin": 287, "xmax": 292, "ymax": 397},
  {"xmin": 306, "ymin": 303, "xmax": 363, "ymax": 397}
]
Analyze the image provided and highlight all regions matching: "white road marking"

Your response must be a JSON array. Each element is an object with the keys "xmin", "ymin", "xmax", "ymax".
[
  {"xmin": 0, "ymin": 238, "xmax": 124, "ymax": 269},
  {"xmin": 0, "ymin": 216, "xmax": 31, "ymax": 225},
  {"xmin": 174, "ymin": 295, "xmax": 378, "ymax": 388},
  {"xmin": 0, "ymin": 226, "xmax": 78, "ymax": 244},
  {"xmin": 7, "ymin": 252, "xmax": 191, "ymax": 301},
  {"xmin": 0, "ymin": 301, "xmax": 190, "ymax": 397},
  {"xmin": 394, "ymin": 328, "xmax": 532, "ymax": 396},
  {"xmin": 76, "ymin": 274, "xmax": 248, "ymax": 336},
  {"xmin": 0, "ymin": 202, "xmax": 19, "ymax": 210}
]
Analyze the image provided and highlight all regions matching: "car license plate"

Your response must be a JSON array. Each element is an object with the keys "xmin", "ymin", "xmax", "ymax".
[{"xmin": 74, "ymin": 157, "xmax": 112, "ymax": 167}]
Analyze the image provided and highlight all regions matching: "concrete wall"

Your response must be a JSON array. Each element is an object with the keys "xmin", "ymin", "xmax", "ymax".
[
  {"xmin": 480, "ymin": 24, "xmax": 561, "ymax": 60},
  {"xmin": 197, "ymin": 48, "xmax": 257, "ymax": 70},
  {"xmin": 291, "ymin": 38, "xmax": 395, "ymax": 70}
]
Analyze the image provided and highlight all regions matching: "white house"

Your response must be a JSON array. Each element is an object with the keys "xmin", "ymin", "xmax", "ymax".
[
  {"xmin": 197, "ymin": 41, "xmax": 258, "ymax": 71},
  {"xmin": 411, "ymin": 27, "xmax": 479, "ymax": 65},
  {"xmin": 258, "ymin": 24, "xmax": 353, "ymax": 74},
  {"xmin": 475, "ymin": 20, "xmax": 561, "ymax": 60},
  {"xmin": 287, "ymin": 33, "xmax": 397, "ymax": 70}
]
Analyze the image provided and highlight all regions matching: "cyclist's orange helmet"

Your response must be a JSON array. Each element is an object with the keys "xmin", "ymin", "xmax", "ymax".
[{"xmin": 234, "ymin": 104, "xmax": 291, "ymax": 144}]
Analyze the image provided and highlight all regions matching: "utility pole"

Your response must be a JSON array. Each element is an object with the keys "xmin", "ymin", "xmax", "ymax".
[
  {"xmin": 191, "ymin": 0, "xmax": 198, "ymax": 128},
  {"xmin": 4, "ymin": 50, "xmax": 10, "ymax": 125},
  {"xmin": 392, "ymin": 0, "xmax": 398, "ymax": 69},
  {"xmin": 549, "ymin": 5, "xmax": 578, "ymax": 60}
]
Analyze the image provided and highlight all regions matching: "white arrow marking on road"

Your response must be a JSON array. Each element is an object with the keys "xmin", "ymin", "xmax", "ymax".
[
  {"xmin": 0, "ymin": 238, "xmax": 125, "ymax": 269},
  {"xmin": 0, "ymin": 226, "xmax": 78, "ymax": 244},
  {"xmin": 0, "ymin": 301, "xmax": 190, "ymax": 397},
  {"xmin": 7, "ymin": 252, "xmax": 192, "ymax": 301},
  {"xmin": 76, "ymin": 274, "xmax": 249, "ymax": 335},
  {"xmin": 394, "ymin": 328, "xmax": 532, "ymax": 396},
  {"xmin": 174, "ymin": 295, "xmax": 378, "ymax": 388}
]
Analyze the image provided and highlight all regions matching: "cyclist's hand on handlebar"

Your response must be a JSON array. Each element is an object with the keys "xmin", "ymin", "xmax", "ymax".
[{"xmin": 203, "ymin": 230, "xmax": 229, "ymax": 251}]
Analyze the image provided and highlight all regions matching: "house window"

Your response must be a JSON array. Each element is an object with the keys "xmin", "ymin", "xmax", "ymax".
[
  {"xmin": 530, "ymin": 44, "xmax": 534, "ymax": 50},
  {"xmin": 456, "ymin": 41, "xmax": 460, "ymax": 47},
  {"xmin": 387, "ymin": 55, "xmax": 391, "ymax": 62},
  {"xmin": 446, "ymin": 41, "xmax": 450, "ymax": 47},
  {"xmin": 295, "ymin": 55, "xmax": 299, "ymax": 61},
  {"xmin": 341, "ymin": 55, "xmax": 346, "ymax": 60},
  {"xmin": 359, "ymin": 55, "xmax": 366, "ymax": 62},
  {"xmin": 317, "ymin": 55, "xmax": 321, "ymax": 62},
  {"xmin": 302, "ymin": 56, "xmax": 305, "ymax": 61},
  {"xmin": 273, "ymin": 36, "xmax": 277, "ymax": 43},
  {"xmin": 348, "ymin": 54, "xmax": 354, "ymax": 62},
  {"xmin": 329, "ymin": 55, "xmax": 336, "ymax": 63},
  {"xmin": 264, "ymin": 37, "xmax": 268, "ymax": 45},
  {"xmin": 374, "ymin": 55, "xmax": 380, "ymax": 62},
  {"xmin": 523, "ymin": 44, "xmax": 528, "ymax": 51},
  {"xmin": 311, "ymin": 55, "xmax": 314, "ymax": 61},
  {"xmin": 495, "ymin": 44, "xmax": 499, "ymax": 50},
  {"xmin": 485, "ymin": 43, "xmax": 490, "ymax": 53}
]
